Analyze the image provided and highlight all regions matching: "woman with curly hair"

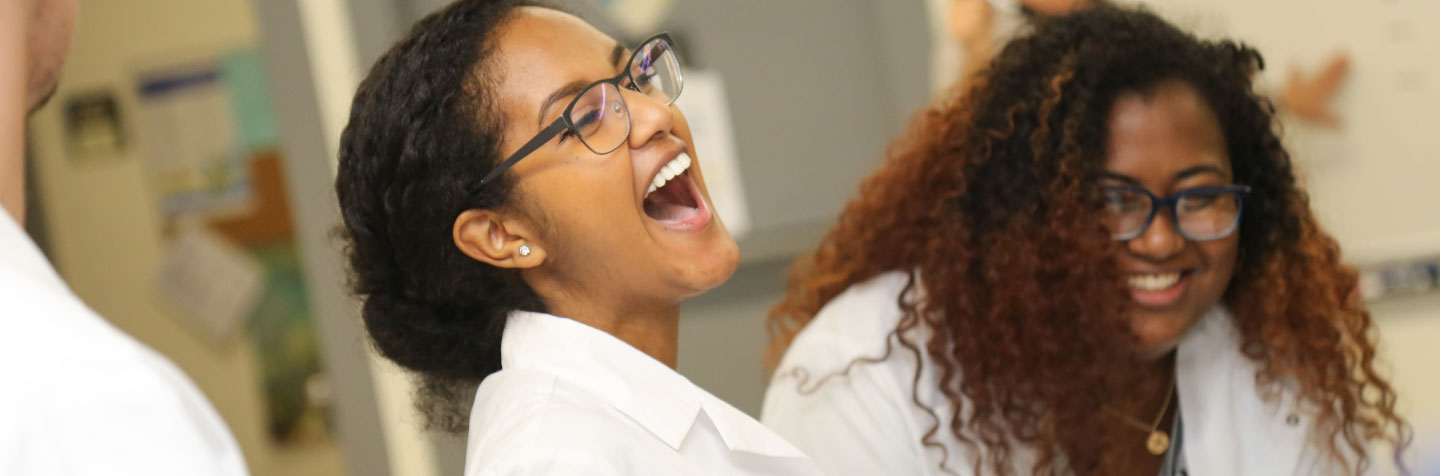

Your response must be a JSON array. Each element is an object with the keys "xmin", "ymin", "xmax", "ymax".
[
  {"xmin": 762, "ymin": 5, "xmax": 1409, "ymax": 476},
  {"xmin": 335, "ymin": 1, "xmax": 821, "ymax": 473}
]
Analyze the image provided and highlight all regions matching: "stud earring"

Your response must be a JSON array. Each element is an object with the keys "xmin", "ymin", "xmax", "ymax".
[{"xmin": 518, "ymin": 245, "xmax": 531, "ymax": 257}]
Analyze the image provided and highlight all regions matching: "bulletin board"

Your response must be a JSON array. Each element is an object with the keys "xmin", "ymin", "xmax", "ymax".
[{"xmin": 1144, "ymin": 0, "xmax": 1440, "ymax": 267}]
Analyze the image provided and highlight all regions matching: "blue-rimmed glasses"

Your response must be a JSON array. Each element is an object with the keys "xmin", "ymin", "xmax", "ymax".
[
  {"xmin": 1103, "ymin": 185, "xmax": 1252, "ymax": 241},
  {"xmin": 472, "ymin": 33, "xmax": 683, "ymax": 190}
]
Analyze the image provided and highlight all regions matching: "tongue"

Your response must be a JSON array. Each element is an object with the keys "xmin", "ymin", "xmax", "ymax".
[{"xmin": 644, "ymin": 175, "xmax": 701, "ymax": 223}]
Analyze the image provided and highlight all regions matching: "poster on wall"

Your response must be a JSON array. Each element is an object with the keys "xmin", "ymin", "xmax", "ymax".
[
  {"xmin": 136, "ymin": 47, "xmax": 334, "ymax": 446},
  {"xmin": 63, "ymin": 90, "xmax": 128, "ymax": 160},
  {"xmin": 136, "ymin": 62, "xmax": 252, "ymax": 220},
  {"xmin": 673, "ymin": 70, "xmax": 750, "ymax": 237}
]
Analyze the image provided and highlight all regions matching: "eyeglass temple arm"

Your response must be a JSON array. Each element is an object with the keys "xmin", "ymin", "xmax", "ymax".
[{"xmin": 471, "ymin": 119, "xmax": 569, "ymax": 194}]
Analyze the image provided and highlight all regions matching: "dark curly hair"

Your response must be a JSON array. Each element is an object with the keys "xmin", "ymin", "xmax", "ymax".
[
  {"xmin": 335, "ymin": 0, "xmax": 550, "ymax": 433},
  {"xmin": 768, "ymin": 5, "xmax": 1410, "ymax": 475}
]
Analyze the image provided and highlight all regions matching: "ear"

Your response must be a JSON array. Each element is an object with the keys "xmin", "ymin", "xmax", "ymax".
[{"xmin": 452, "ymin": 208, "xmax": 546, "ymax": 269}]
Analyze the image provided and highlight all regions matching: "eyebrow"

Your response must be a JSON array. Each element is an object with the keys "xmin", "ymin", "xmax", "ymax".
[
  {"xmin": 1102, "ymin": 164, "xmax": 1230, "ymax": 185},
  {"xmin": 537, "ymin": 79, "xmax": 592, "ymax": 127},
  {"xmin": 535, "ymin": 42, "xmax": 631, "ymax": 128},
  {"xmin": 610, "ymin": 42, "xmax": 628, "ymax": 68},
  {"xmin": 1174, "ymin": 164, "xmax": 1230, "ymax": 181}
]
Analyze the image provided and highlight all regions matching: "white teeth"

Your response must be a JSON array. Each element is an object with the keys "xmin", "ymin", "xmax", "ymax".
[
  {"xmin": 1127, "ymin": 273, "xmax": 1181, "ymax": 292},
  {"xmin": 644, "ymin": 152, "xmax": 693, "ymax": 199}
]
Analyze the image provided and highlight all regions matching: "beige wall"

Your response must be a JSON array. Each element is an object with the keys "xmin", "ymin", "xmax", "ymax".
[
  {"xmin": 25, "ymin": 1, "xmax": 345, "ymax": 475},
  {"xmin": 1371, "ymin": 293, "xmax": 1440, "ymax": 470}
]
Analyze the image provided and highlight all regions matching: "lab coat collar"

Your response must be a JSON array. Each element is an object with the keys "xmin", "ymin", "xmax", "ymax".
[
  {"xmin": 1177, "ymin": 306, "xmax": 1311, "ymax": 476},
  {"xmin": 501, "ymin": 311, "xmax": 809, "ymax": 459},
  {"xmin": 0, "ymin": 211, "xmax": 69, "ymax": 295}
]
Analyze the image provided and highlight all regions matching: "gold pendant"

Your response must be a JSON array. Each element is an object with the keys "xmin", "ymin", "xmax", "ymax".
[{"xmin": 1146, "ymin": 431, "xmax": 1170, "ymax": 455}]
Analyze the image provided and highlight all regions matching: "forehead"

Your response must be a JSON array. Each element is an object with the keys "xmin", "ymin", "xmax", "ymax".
[
  {"xmin": 1104, "ymin": 80, "xmax": 1229, "ymax": 174},
  {"xmin": 492, "ymin": 8, "xmax": 621, "ymax": 123}
]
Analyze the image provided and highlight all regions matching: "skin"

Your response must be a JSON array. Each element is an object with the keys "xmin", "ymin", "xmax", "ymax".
[
  {"xmin": 1104, "ymin": 80, "xmax": 1240, "ymax": 361},
  {"xmin": 946, "ymin": 0, "xmax": 1091, "ymax": 82},
  {"xmin": 0, "ymin": 0, "xmax": 77, "ymax": 224},
  {"xmin": 452, "ymin": 8, "xmax": 739, "ymax": 367},
  {"xmin": 1099, "ymin": 79, "xmax": 1240, "ymax": 474},
  {"xmin": 1019, "ymin": 0, "xmax": 1091, "ymax": 15}
]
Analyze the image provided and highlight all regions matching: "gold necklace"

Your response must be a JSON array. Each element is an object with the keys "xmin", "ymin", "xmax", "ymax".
[{"xmin": 1103, "ymin": 371, "xmax": 1177, "ymax": 456}]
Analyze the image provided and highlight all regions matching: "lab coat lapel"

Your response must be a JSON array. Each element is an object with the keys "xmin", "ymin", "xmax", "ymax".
[{"xmin": 1177, "ymin": 307, "xmax": 1309, "ymax": 476}]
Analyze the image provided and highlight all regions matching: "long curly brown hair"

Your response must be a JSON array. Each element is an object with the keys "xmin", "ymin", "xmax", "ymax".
[{"xmin": 767, "ymin": 6, "xmax": 1409, "ymax": 475}]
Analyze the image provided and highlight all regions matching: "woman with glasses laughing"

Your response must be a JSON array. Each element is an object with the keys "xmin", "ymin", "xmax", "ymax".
[
  {"xmin": 763, "ymin": 5, "xmax": 1409, "ymax": 476},
  {"xmin": 335, "ymin": 1, "xmax": 822, "ymax": 474}
]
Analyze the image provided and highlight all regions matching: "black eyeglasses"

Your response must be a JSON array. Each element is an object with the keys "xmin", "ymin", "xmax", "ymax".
[
  {"xmin": 1102, "ymin": 185, "xmax": 1252, "ymax": 241},
  {"xmin": 471, "ymin": 33, "xmax": 684, "ymax": 192}
]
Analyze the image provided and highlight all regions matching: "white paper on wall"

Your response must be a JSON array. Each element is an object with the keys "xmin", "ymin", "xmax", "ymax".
[
  {"xmin": 593, "ymin": 0, "xmax": 675, "ymax": 39},
  {"xmin": 154, "ymin": 225, "xmax": 263, "ymax": 342},
  {"xmin": 673, "ymin": 70, "xmax": 751, "ymax": 238}
]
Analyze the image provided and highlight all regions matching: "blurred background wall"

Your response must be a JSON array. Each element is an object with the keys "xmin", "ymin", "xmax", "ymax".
[
  {"xmin": 21, "ymin": 0, "xmax": 1439, "ymax": 475},
  {"xmin": 22, "ymin": 0, "xmax": 352, "ymax": 475}
]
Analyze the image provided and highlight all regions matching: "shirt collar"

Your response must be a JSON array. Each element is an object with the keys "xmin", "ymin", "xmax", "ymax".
[
  {"xmin": 500, "ymin": 311, "xmax": 812, "ymax": 460},
  {"xmin": 0, "ymin": 211, "xmax": 68, "ymax": 294},
  {"xmin": 501, "ymin": 311, "xmax": 704, "ymax": 449}
]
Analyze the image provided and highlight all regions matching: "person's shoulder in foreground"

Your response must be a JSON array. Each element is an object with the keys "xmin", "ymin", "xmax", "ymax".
[{"xmin": 0, "ymin": 215, "xmax": 248, "ymax": 475}]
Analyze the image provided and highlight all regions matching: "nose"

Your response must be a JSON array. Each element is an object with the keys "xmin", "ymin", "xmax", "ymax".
[
  {"xmin": 1127, "ymin": 208, "xmax": 1187, "ymax": 261},
  {"xmin": 622, "ymin": 88, "xmax": 675, "ymax": 149}
]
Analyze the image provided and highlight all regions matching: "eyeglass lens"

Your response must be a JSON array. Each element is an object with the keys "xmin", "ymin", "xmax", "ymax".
[
  {"xmin": 1104, "ymin": 188, "xmax": 1242, "ymax": 240},
  {"xmin": 571, "ymin": 36, "xmax": 683, "ymax": 155}
]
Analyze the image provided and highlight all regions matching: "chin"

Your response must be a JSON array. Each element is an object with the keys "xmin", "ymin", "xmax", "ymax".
[
  {"xmin": 674, "ymin": 231, "xmax": 740, "ymax": 297},
  {"xmin": 1129, "ymin": 310, "xmax": 1194, "ymax": 359}
]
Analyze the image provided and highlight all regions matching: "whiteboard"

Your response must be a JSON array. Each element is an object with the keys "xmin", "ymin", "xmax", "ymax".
[{"xmin": 1141, "ymin": 0, "xmax": 1440, "ymax": 265}]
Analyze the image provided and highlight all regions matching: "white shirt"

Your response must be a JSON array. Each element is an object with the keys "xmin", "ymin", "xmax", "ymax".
[
  {"xmin": 0, "ymin": 213, "xmax": 248, "ymax": 475},
  {"xmin": 763, "ymin": 271, "xmax": 1348, "ymax": 476},
  {"xmin": 465, "ymin": 311, "xmax": 825, "ymax": 476}
]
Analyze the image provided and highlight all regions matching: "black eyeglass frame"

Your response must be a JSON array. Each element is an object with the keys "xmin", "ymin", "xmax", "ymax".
[
  {"xmin": 471, "ymin": 32, "xmax": 681, "ymax": 192},
  {"xmin": 1104, "ymin": 184, "xmax": 1253, "ymax": 241}
]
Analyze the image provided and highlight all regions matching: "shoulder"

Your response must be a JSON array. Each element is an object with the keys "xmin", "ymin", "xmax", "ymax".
[
  {"xmin": 0, "ymin": 274, "xmax": 195, "ymax": 400},
  {"xmin": 774, "ymin": 271, "xmax": 918, "ymax": 377},
  {"xmin": 0, "ymin": 278, "xmax": 174, "ymax": 392},
  {"xmin": 0, "ymin": 279, "xmax": 246, "ymax": 475},
  {"xmin": 465, "ymin": 370, "xmax": 666, "ymax": 476}
]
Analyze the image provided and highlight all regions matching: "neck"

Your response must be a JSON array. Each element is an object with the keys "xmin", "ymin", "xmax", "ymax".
[
  {"xmin": 0, "ymin": 7, "xmax": 30, "ymax": 224},
  {"xmin": 549, "ymin": 294, "xmax": 681, "ymax": 368}
]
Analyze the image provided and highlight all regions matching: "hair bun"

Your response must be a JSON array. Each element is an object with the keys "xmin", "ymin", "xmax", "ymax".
[{"xmin": 360, "ymin": 290, "xmax": 505, "ymax": 379}]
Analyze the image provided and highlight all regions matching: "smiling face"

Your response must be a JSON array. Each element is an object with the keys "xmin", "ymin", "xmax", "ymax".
[
  {"xmin": 1102, "ymin": 80, "xmax": 1239, "ymax": 359},
  {"xmin": 486, "ymin": 8, "xmax": 738, "ymax": 314}
]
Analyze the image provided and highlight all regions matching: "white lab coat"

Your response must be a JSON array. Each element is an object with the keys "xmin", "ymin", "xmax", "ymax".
[
  {"xmin": 763, "ymin": 271, "xmax": 1356, "ymax": 476},
  {"xmin": 464, "ymin": 311, "xmax": 825, "ymax": 476},
  {"xmin": 0, "ymin": 213, "xmax": 248, "ymax": 475}
]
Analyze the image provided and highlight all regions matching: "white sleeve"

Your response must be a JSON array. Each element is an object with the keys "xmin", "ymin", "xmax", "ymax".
[{"xmin": 762, "ymin": 334, "xmax": 963, "ymax": 476}]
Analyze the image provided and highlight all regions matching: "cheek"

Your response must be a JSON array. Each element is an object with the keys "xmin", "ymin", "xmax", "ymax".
[
  {"xmin": 1198, "ymin": 236, "xmax": 1240, "ymax": 291},
  {"xmin": 523, "ymin": 162, "xmax": 639, "ymax": 241}
]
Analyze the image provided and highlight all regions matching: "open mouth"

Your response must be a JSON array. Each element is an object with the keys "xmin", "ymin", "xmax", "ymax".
[
  {"xmin": 642, "ymin": 151, "xmax": 707, "ymax": 228},
  {"xmin": 1126, "ymin": 270, "xmax": 1193, "ymax": 307}
]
